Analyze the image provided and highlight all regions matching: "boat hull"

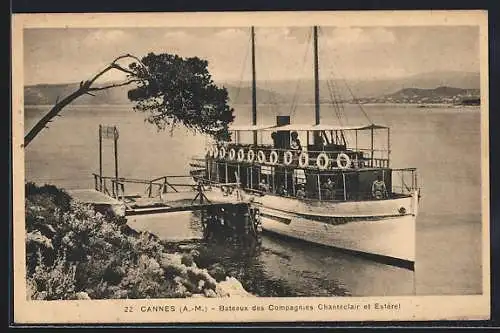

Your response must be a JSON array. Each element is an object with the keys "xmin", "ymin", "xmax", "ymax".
[
  {"xmin": 259, "ymin": 208, "xmax": 415, "ymax": 269},
  {"xmin": 203, "ymin": 187, "xmax": 418, "ymax": 268},
  {"xmin": 257, "ymin": 192, "xmax": 418, "ymax": 218}
]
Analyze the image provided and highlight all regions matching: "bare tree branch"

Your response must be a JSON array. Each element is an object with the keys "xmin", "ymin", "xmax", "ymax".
[
  {"xmin": 110, "ymin": 64, "xmax": 137, "ymax": 77},
  {"xmin": 78, "ymin": 54, "xmax": 146, "ymax": 90},
  {"xmin": 23, "ymin": 54, "xmax": 149, "ymax": 148},
  {"xmin": 88, "ymin": 79, "xmax": 143, "ymax": 92}
]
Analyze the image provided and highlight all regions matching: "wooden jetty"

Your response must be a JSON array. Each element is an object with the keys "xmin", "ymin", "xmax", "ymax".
[
  {"xmin": 89, "ymin": 173, "xmax": 224, "ymax": 215},
  {"xmin": 66, "ymin": 188, "xmax": 126, "ymax": 217},
  {"xmin": 67, "ymin": 173, "xmax": 262, "ymax": 242},
  {"xmin": 67, "ymin": 124, "xmax": 261, "ymax": 241}
]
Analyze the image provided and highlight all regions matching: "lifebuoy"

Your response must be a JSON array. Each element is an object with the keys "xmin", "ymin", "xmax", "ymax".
[
  {"xmin": 257, "ymin": 150, "xmax": 266, "ymax": 163},
  {"xmin": 247, "ymin": 149, "xmax": 255, "ymax": 163},
  {"xmin": 219, "ymin": 147, "xmax": 227, "ymax": 159},
  {"xmin": 316, "ymin": 152, "xmax": 329, "ymax": 170},
  {"xmin": 336, "ymin": 153, "xmax": 351, "ymax": 169},
  {"xmin": 237, "ymin": 148, "xmax": 245, "ymax": 162},
  {"xmin": 269, "ymin": 150, "xmax": 278, "ymax": 164},
  {"xmin": 229, "ymin": 148, "xmax": 236, "ymax": 160},
  {"xmin": 213, "ymin": 146, "xmax": 219, "ymax": 159},
  {"xmin": 298, "ymin": 152, "xmax": 309, "ymax": 168},
  {"xmin": 283, "ymin": 150, "xmax": 293, "ymax": 165}
]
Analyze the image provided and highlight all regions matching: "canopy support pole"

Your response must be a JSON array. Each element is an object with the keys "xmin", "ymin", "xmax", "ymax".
[
  {"xmin": 342, "ymin": 172, "xmax": 347, "ymax": 201},
  {"xmin": 250, "ymin": 166, "xmax": 253, "ymax": 189},
  {"xmin": 225, "ymin": 162, "xmax": 228, "ymax": 184},
  {"xmin": 355, "ymin": 129, "xmax": 358, "ymax": 152},
  {"xmin": 370, "ymin": 127, "xmax": 374, "ymax": 168},
  {"xmin": 317, "ymin": 173, "xmax": 322, "ymax": 201},
  {"xmin": 387, "ymin": 128, "xmax": 391, "ymax": 168}
]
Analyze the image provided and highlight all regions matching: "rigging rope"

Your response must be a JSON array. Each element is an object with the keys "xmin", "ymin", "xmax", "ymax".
[
  {"xmin": 318, "ymin": 27, "xmax": 344, "ymax": 126},
  {"xmin": 289, "ymin": 29, "xmax": 312, "ymax": 119},
  {"xmin": 255, "ymin": 28, "xmax": 280, "ymax": 119},
  {"xmin": 318, "ymin": 26, "xmax": 373, "ymax": 125},
  {"xmin": 233, "ymin": 32, "xmax": 251, "ymax": 105},
  {"xmin": 332, "ymin": 75, "xmax": 350, "ymax": 124},
  {"xmin": 325, "ymin": 79, "xmax": 344, "ymax": 126},
  {"xmin": 340, "ymin": 72, "xmax": 373, "ymax": 124}
]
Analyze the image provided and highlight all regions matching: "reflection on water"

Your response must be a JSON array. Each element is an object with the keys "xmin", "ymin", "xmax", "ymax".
[
  {"xmin": 129, "ymin": 210, "xmax": 414, "ymax": 297},
  {"xmin": 25, "ymin": 104, "xmax": 483, "ymax": 296}
]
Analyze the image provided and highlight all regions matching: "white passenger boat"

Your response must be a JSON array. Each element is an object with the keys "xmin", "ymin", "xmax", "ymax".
[{"xmin": 193, "ymin": 26, "xmax": 420, "ymax": 270}]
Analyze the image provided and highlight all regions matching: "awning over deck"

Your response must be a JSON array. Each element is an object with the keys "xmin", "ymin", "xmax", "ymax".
[
  {"xmin": 260, "ymin": 123, "xmax": 389, "ymax": 131},
  {"xmin": 228, "ymin": 123, "xmax": 388, "ymax": 133},
  {"xmin": 228, "ymin": 124, "xmax": 278, "ymax": 131}
]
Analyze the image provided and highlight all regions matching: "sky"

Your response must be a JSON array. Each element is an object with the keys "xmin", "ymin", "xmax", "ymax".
[{"xmin": 23, "ymin": 26, "xmax": 480, "ymax": 85}]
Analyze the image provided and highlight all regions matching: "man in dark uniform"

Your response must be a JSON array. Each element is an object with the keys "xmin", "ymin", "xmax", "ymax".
[
  {"xmin": 323, "ymin": 177, "xmax": 336, "ymax": 200},
  {"xmin": 372, "ymin": 174, "xmax": 388, "ymax": 199},
  {"xmin": 290, "ymin": 131, "xmax": 302, "ymax": 151}
]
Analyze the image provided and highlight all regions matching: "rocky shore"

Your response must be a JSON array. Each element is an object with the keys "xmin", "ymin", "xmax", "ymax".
[{"xmin": 25, "ymin": 182, "xmax": 252, "ymax": 300}]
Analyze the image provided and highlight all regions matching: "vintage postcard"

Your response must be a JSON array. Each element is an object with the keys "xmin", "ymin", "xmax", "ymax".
[{"xmin": 12, "ymin": 10, "xmax": 490, "ymax": 324}]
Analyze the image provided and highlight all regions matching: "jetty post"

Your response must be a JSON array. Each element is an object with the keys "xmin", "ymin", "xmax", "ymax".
[
  {"xmin": 89, "ymin": 124, "xmax": 262, "ymax": 245},
  {"xmin": 201, "ymin": 202, "xmax": 262, "ymax": 245},
  {"xmin": 98, "ymin": 125, "xmax": 103, "ymax": 191},
  {"xmin": 113, "ymin": 126, "xmax": 119, "ymax": 198},
  {"xmin": 98, "ymin": 124, "xmax": 120, "ymax": 197}
]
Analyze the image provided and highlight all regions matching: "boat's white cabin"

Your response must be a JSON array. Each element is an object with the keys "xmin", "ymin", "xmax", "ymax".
[{"xmin": 199, "ymin": 122, "xmax": 418, "ymax": 202}]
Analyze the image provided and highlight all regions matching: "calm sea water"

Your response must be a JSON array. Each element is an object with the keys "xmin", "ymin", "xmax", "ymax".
[{"xmin": 24, "ymin": 103, "xmax": 482, "ymax": 296}]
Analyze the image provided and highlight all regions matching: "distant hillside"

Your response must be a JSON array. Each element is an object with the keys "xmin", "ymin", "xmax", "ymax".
[
  {"xmin": 223, "ymin": 84, "xmax": 287, "ymax": 105},
  {"xmin": 24, "ymin": 83, "xmax": 132, "ymax": 105},
  {"xmin": 24, "ymin": 82, "xmax": 285, "ymax": 106},
  {"xmin": 387, "ymin": 86, "xmax": 479, "ymax": 98},
  {"xmin": 356, "ymin": 86, "xmax": 480, "ymax": 105},
  {"xmin": 24, "ymin": 70, "xmax": 479, "ymax": 106},
  {"xmin": 226, "ymin": 71, "xmax": 480, "ymax": 103}
]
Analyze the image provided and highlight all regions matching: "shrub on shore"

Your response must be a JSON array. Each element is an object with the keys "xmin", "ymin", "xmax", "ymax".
[{"xmin": 25, "ymin": 182, "xmax": 248, "ymax": 300}]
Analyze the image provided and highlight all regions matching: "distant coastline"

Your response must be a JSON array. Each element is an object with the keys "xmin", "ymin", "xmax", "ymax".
[
  {"xmin": 24, "ymin": 72, "xmax": 480, "ymax": 108},
  {"xmin": 24, "ymin": 104, "xmax": 136, "ymax": 108},
  {"xmin": 24, "ymin": 102, "xmax": 481, "ymax": 110},
  {"xmin": 348, "ymin": 102, "xmax": 480, "ymax": 109}
]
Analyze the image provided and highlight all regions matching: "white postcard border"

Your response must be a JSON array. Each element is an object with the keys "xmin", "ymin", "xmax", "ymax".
[{"xmin": 12, "ymin": 10, "xmax": 490, "ymax": 324}]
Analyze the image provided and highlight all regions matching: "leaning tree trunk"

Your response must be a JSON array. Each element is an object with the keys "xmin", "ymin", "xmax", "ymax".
[
  {"xmin": 23, "ymin": 54, "xmax": 148, "ymax": 148},
  {"xmin": 24, "ymin": 86, "xmax": 90, "ymax": 147}
]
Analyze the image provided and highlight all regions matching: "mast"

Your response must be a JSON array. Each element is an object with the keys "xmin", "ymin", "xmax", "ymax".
[
  {"xmin": 313, "ymin": 26, "xmax": 320, "ymax": 125},
  {"xmin": 251, "ymin": 26, "xmax": 258, "ymax": 145}
]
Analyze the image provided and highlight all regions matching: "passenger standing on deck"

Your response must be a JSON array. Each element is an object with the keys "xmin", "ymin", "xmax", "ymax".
[
  {"xmin": 277, "ymin": 184, "xmax": 288, "ymax": 196},
  {"xmin": 258, "ymin": 179, "xmax": 270, "ymax": 192},
  {"xmin": 372, "ymin": 174, "xmax": 388, "ymax": 199},
  {"xmin": 323, "ymin": 177, "xmax": 336, "ymax": 200},
  {"xmin": 290, "ymin": 131, "xmax": 302, "ymax": 151},
  {"xmin": 296, "ymin": 184, "xmax": 306, "ymax": 199}
]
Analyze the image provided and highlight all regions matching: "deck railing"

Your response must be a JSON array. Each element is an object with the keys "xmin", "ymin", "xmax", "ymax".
[
  {"xmin": 198, "ymin": 163, "xmax": 419, "ymax": 202},
  {"xmin": 92, "ymin": 174, "xmax": 199, "ymax": 199},
  {"xmin": 391, "ymin": 168, "xmax": 419, "ymax": 196}
]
